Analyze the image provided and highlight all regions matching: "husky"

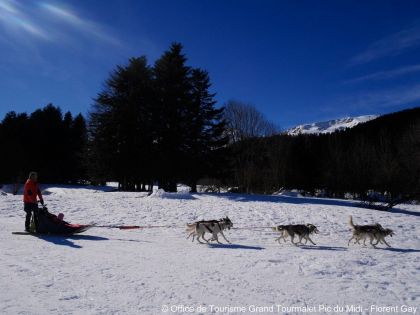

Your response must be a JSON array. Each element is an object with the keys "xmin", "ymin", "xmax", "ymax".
[
  {"xmin": 272, "ymin": 224, "xmax": 319, "ymax": 245},
  {"xmin": 186, "ymin": 217, "xmax": 233, "ymax": 244},
  {"xmin": 372, "ymin": 228, "xmax": 394, "ymax": 247},
  {"xmin": 348, "ymin": 216, "xmax": 394, "ymax": 247}
]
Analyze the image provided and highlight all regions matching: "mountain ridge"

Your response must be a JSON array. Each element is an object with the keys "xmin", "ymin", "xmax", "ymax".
[{"xmin": 287, "ymin": 115, "xmax": 378, "ymax": 135}]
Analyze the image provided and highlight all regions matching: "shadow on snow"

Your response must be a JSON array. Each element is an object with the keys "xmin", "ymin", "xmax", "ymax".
[
  {"xmin": 376, "ymin": 247, "xmax": 420, "ymax": 253},
  {"xmin": 388, "ymin": 208, "xmax": 420, "ymax": 217},
  {"xmin": 200, "ymin": 193, "xmax": 420, "ymax": 216},
  {"xmin": 35, "ymin": 234, "xmax": 109, "ymax": 249},
  {"xmin": 205, "ymin": 193, "xmax": 360, "ymax": 208},
  {"xmin": 299, "ymin": 245, "xmax": 347, "ymax": 251},
  {"xmin": 207, "ymin": 243, "xmax": 264, "ymax": 250}
]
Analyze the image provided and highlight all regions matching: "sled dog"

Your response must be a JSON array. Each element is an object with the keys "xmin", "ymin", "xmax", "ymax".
[
  {"xmin": 348, "ymin": 216, "xmax": 394, "ymax": 247},
  {"xmin": 272, "ymin": 224, "xmax": 319, "ymax": 245},
  {"xmin": 186, "ymin": 217, "xmax": 233, "ymax": 244}
]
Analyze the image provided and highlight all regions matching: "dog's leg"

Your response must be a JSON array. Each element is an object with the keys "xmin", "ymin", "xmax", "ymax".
[
  {"xmin": 197, "ymin": 233, "xmax": 205, "ymax": 244},
  {"xmin": 297, "ymin": 235, "xmax": 304, "ymax": 245},
  {"xmin": 382, "ymin": 238, "xmax": 391, "ymax": 247},
  {"xmin": 369, "ymin": 235, "xmax": 377, "ymax": 248},
  {"xmin": 212, "ymin": 233, "xmax": 222, "ymax": 244},
  {"xmin": 290, "ymin": 234, "xmax": 299, "ymax": 246},
  {"xmin": 187, "ymin": 231, "xmax": 195, "ymax": 241},
  {"xmin": 219, "ymin": 231, "xmax": 231, "ymax": 244},
  {"xmin": 202, "ymin": 233, "xmax": 209, "ymax": 243},
  {"xmin": 277, "ymin": 234, "xmax": 287, "ymax": 244},
  {"xmin": 277, "ymin": 231, "xmax": 287, "ymax": 243},
  {"xmin": 348, "ymin": 236, "xmax": 354, "ymax": 246},
  {"xmin": 283, "ymin": 231, "xmax": 289, "ymax": 243},
  {"xmin": 307, "ymin": 236, "xmax": 316, "ymax": 245}
]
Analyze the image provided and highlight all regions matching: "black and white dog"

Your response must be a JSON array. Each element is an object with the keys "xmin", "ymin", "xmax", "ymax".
[{"xmin": 186, "ymin": 217, "xmax": 233, "ymax": 244}]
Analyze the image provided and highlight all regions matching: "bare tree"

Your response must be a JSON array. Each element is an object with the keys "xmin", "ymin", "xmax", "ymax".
[{"xmin": 223, "ymin": 100, "xmax": 278, "ymax": 142}]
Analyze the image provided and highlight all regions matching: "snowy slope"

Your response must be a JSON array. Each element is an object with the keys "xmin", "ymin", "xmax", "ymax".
[
  {"xmin": 287, "ymin": 115, "xmax": 378, "ymax": 135},
  {"xmin": 0, "ymin": 186, "xmax": 419, "ymax": 315}
]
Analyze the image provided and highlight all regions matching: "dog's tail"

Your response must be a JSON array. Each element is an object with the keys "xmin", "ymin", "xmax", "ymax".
[
  {"xmin": 186, "ymin": 223, "xmax": 196, "ymax": 232},
  {"xmin": 348, "ymin": 216, "xmax": 355, "ymax": 228},
  {"xmin": 272, "ymin": 226, "xmax": 278, "ymax": 232}
]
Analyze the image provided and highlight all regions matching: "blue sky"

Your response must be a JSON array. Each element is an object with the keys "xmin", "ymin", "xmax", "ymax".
[{"xmin": 1, "ymin": 0, "xmax": 420, "ymax": 128}]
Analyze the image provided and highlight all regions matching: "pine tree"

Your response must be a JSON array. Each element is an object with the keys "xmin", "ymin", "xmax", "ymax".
[
  {"xmin": 186, "ymin": 68, "xmax": 227, "ymax": 192},
  {"xmin": 89, "ymin": 56, "xmax": 154, "ymax": 190},
  {"xmin": 153, "ymin": 43, "xmax": 192, "ymax": 192},
  {"xmin": 69, "ymin": 114, "xmax": 88, "ymax": 182}
]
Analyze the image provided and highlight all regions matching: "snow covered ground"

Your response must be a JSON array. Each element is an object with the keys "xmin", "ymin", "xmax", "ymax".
[{"xmin": 1, "ymin": 185, "xmax": 419, "ymax": 315}]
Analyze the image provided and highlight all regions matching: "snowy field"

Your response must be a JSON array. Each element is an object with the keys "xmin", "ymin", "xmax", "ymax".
[{"xmin": 0, "ymin": 185, "xmax": 419, "ymax": 315}]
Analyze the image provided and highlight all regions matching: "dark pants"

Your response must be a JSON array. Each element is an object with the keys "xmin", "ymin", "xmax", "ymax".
[{"xmin": 24, "ymin": 203, "xmax": 38, "ymax": 231}]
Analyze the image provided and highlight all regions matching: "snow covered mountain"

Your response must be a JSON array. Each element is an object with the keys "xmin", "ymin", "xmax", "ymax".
[{"xmin": 287, "ymin": 115, "xmax": 378, "ymax": 135}]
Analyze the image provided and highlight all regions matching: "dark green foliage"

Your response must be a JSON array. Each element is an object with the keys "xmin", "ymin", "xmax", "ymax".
[
  {"xmin": 225, "ymin": 107, "xmax": 420, "ymax": 204},
  {"xmin": 0, "ymin": 104, "xmax": 87, "ymax": 184},
  {"xmin": 88, "ymin": 43, "xmax": 227, "ymax": 191},
  {"xmin": 89, "ymin": 56, "xmax": 155, "ymax": 190}
]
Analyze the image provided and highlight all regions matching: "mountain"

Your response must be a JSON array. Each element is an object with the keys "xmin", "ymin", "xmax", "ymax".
[{"xmin": 286, "ymin": 115, "xmax": 378, "ymax": 135}]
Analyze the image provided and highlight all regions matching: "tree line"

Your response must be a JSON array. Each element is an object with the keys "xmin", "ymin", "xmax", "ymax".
[
  {"xmin": 0, "ymin": 42, "xmax": 418, "ymax": 206},
  {"xmin": 0, "ymin": 104, "xmax": 87, "ymax": 184},
  {"xmin": 225, "ymin": 107, "xmax": 420, "ymax": 207}
]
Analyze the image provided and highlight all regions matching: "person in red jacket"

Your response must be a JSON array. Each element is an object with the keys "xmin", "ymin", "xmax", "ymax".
[{"xmin": 23, "ymin": 171, "xmax": 44, "ymax": 232}]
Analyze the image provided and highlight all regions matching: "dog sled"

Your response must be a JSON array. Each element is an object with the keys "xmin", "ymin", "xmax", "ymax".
[{"xmin": 20, "ymin": 205, "xmax": 93, "ymax": 235}]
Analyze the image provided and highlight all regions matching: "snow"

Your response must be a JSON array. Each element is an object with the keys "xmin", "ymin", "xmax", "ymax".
[
  {"xmin": 1, "ymin": 186, "xmax": 419, "ymax": 315},
  {"xmin": 287, "ymin": 115, "xmax": 378, "ymax": 135}
]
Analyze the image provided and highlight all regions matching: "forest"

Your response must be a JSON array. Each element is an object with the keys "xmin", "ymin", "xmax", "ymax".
[{"xmin": 1, "ymin": 43, "xmax": 419, "ymax": 208}]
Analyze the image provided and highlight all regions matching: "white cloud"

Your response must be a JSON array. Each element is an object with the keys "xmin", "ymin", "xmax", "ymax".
[
  {"xmin": 0, "ymin": 0, "xmax": 120, "ymax": 47},
  {"xmin": 351, "ymin": 26, "xmax": 420, "ymax": 65},
  {"xmin": 40, "ymin": 2, "xmax": 120, "ymax": 46},
  {"xmin": 345, "ymin": 64, "xmax": 420, "ymax": 84},
  {"xmin": 326, "ymin": 84, "xmax": 420, "ymax": 113},
  {"xmin": 0, "ymin": 0, "xmax": 49, "ymax": 40}
]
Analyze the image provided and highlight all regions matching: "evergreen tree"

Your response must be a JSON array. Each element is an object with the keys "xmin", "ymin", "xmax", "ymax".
[
  {"xmin": 0, "ymin": 112, "xmax": 29, "ymax": 183},
  {"xmin": 69, "ymin": 114, "xmax": 88, "ymax": 182},
  {"xmin": 89, "ymin": 56, "xmax": 154, "ymax": 190},
  {"xmin": 153, "ymin": 43, "xmax": 193, "ymax": 192},
  {"xmin": 186, "ymin": 68, "xmax": 227, "ymax": 192}
]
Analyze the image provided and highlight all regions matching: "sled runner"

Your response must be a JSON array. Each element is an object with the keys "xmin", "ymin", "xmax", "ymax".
[{"xmin": 12, "ymin": 224, "xmax": 93, "ymax": 236}]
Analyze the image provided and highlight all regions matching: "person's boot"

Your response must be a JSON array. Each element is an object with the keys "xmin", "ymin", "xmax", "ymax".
[{"xmin": 25, "ymin": 212, "xmax": 31, "ymax": 232}]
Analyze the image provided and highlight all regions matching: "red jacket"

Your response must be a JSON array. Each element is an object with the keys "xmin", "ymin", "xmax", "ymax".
[{"xmin": 23, "ymin": 179, "xmax": 43, "ymax": 204}]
